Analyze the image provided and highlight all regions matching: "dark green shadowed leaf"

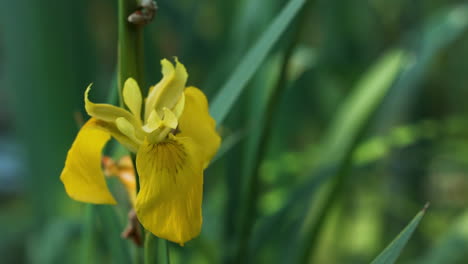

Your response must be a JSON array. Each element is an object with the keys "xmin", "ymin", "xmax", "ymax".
[
  {"xmin": 81, "ymin": 205, "xmax": 97, "ymax": 264},
  {"xmin": 374, "ymin": 4, "xmax": 468, "ymax": 131},
  {"xmin": 29, "ymin": 219, "xmax": 81, "ymax": 264},
  {"xmin": 96, "ymin": 205, "xmax": 132, "ymax": 264},
  {"xmin": 211, "ymin": 130, "xmax": 245, "ymax": 164},
  {"xmin": 210, "ymin": 0, "xmax": 307, "ymax": 125},
  {"xmin": 144, "ymin": 234, "xmax": 171, "ymax": 264},
  {"xmin": 370, "ymin": 204, "xmax": 429, "ymax": 264}
]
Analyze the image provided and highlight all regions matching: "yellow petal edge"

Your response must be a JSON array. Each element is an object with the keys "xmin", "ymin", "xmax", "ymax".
[
  {"xmin": 60, "ymin": 118, "xmax": 117, "ymax": 204},
  {"xmin": 179, "ymin": 87, "xmax": 221, "ymax": 168}
]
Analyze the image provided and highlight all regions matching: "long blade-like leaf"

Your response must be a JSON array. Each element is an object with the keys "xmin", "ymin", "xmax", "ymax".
[
  {"xmin": 210, "ymin": 0, "xmax": 306, "ymax": 124},
  {"xmin": 370, "ymin": 204, "xmax": 429, "ymax": 264},
  {"xmin": 318, "ymin": 50, "xmax": 406, "ymax": 165},
  {"xmin": 295, "ymin": 50, "xmax": 407, "ymax": 263},
  {"xmin": 413, "ymin": 208, "xmax": 468, "ymax": 264}
]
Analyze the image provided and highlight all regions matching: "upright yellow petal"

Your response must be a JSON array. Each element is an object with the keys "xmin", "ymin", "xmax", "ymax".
[
  {"xmin": 135, "ymin": 136, "xmax": 203, "ymax": 245},
  {"xmin": 162, "ymin": 108, "xmax": 178, "ymax": 129},
  {"xmin": 123, "ymin": 78, "xmax": 143, "ymax": 120},
  {"xmin": 145, "ymin": 59, "xmax": 188, "ymax": 120},
  {"xmin": 172, "ymin": 92, "xmax": 186, "ymax": 119},
  {"xmin": 145, "ymin": 59, "xmax": 174, "ymax": 121},
  {"xmin": 60, "ymin": 118, "xmax": 117, "ymax": 204},
  {"xmin": 178, "ymin": 87, "xmax": 221, "ymax": 168}
]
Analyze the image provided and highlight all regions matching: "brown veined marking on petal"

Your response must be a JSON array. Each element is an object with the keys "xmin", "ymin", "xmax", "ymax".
[
  {"xmin": 146, "ymin": 139, "xmax": 187, "ymax": 184},
  {"xmin": 136, "ymin": 136, "xmax": 204, "ymax": 244}
]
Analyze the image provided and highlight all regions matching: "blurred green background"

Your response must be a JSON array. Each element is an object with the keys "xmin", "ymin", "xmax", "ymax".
[{"xmin": 1, "ymin": 0, "xmax": 468, "ymax": 263}]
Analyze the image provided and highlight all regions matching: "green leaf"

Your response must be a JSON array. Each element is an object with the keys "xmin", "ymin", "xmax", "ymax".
[
  {"xmin": 370, "ymin": 204, "xmax": 429, "ymax": 264},
  {"xmin": 210, "ymin": 0, "xmax": 306, "ymax": 124},
  {"xmin": 29, "ymin": 219, "xmax": 81, "ymax": 264},
  {"xmin": 81, "ymin": 205, "xmax": 97, "ymax": 264},
  {"xmin": 374, "ymin": 3, "xmax": 468, "ymax": 130},
  {"xmin": 96, "ymin": 206, "xmax": 132, "ymax": 264},
  {"xmin": 413, "ymin": 208, "xmax": 468, "ymax": 264},
  {"xmin": 284, "ymin": 50, "xmax": 407, "ymax": 263},
  {"xmin": 251, "ymin": 51, "xmax": 407, "ymax": 253},
  {"xmin": 211, "ymin": 129, "xmax": 245, "ymax": 164},
  {"xmin": 318, "ymin": 50, "xmax": 406, "ymax": 165},
  {"xmin": 144, "ymin": 234, "xmax": 170, "ymax": 264}
]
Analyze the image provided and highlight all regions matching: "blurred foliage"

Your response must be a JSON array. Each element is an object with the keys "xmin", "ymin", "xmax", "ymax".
[{"xmin": 1, "ymin": 0, "xmax": 468, "ymax": 263}]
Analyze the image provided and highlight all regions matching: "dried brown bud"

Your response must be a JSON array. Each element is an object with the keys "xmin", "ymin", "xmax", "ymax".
[{"xmin": 128, "ymin": 0, "xmax": 158, "ymax": 25}]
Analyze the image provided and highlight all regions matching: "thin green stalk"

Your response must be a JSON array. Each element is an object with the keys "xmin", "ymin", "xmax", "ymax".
[
  {"xmin": 117, "ymin": 1, "xmax": 170, "ymax": 263},
  {"xmin": 118, "ymin": 0, "xmax": 144, "ymax": 107},
  {"xmin": 234, "ymin": 1, "xmax": 313, "ymax": 262},
  {"xmin": 117, "ymin": 0, "xmax": 147, "ymax": 263},
  {"xmin": 118, "ymin": 0, "xmax": 143, "ymax": 219}
]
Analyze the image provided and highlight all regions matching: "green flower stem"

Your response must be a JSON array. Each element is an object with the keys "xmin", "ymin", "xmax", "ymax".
[
  {"xmin": 117, "ymin": 0, "xmax": 147, "ymax": 263},
  {"xmin": 117, "ymin": 1, "xmax": 170, "ymax": 263},
  {"xmin": 118, "ymin": 0, "xmax": 143, "ymax": 212},
  {"xmin": 234, "ymin": 1, "xmax": 313, "ymax": 262},
  {"xmin": 118, "ymin": 0, "xmax": 144, "ymax": 107}
]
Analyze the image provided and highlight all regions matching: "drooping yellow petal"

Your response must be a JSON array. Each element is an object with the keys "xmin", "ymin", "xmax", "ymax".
[
  {"xmin": 144, "ymin": 59, "xmax": 188, "ymax": 120},
  {"xmin": 178, "ymin": 87, "xmax": 221, "ymax": 168},
  {"xmin": 60, "ymin": 118, "xmax": 117, "ymax": 204},
  {"xmin": 85, "ymin": 84, "xmax": 141, "ymax": 127},
  {"xmin": 135, "ymin": 136, "xmax": 203, "ymax": 245},
  {"xmin": 123, "ymin": 78, "xmax": 143, "ymax": 120}
]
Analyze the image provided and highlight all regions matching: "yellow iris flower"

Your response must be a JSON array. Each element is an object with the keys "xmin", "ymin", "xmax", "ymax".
[{"xmin": 60, "ymin": 59, "xmax": 221, "ymax": 245}]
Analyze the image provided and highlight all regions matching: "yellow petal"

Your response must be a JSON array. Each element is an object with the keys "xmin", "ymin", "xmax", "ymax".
[
  {"xmin": 172, "ymin": 93, "xmax": 185, "ymax": 119},
  {"xmin": 162, "ymin": 108, "xmax": 178, "ymax": 129},
  {"xmin": 60, "ymin": 118, "xmax": 117, "ymax": 204},
  {"xmin": 123, "ymin": 78, "xmax": 143, "ymax": 120},
  {"xmin": 93, "ymin": 119, "xmax": 140, "ymax": 153},
  {"xmin": 144, "ymin": 59, "xmax": 188, "ymax": 120},
  {"xmin": 116, "ymin": 117, "xmax": 142, "ymax": 145},
  {"xmin": 143, "ymin": 110, "xmax": 162, "ymax": 133},
  {"xmin": 85, "ymin": 84, "xmax": 141, "ymax": 127},
  {"xmin": 178, "ymin": 87, "xmax": 221, "ymax": 168},
  {"xmin": 135, "ymin": 136, "xmax": 203, "ymax": 245},
  {"xmin": 144, "ymin": 60, "xmax": 174, "ymax": 121}
]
